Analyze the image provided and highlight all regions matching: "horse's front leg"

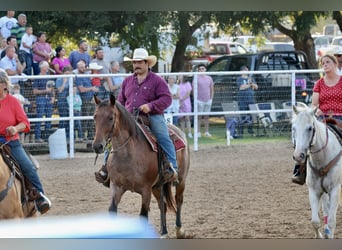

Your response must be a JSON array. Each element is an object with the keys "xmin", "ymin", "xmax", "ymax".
[
  {"xmin": 325, "ymin": 186, "xmax": 341, "ymax": 239},
  {"xmin": 140, "ymin": 190, "xmax": 152, "ymax": 218},
  {"xmin": 109, "ymin": 186, "xmax": 124, "ymax": 214},
  {"xmin": 308, "ymin": 187, "xmax": 323, "ymax": 238}
]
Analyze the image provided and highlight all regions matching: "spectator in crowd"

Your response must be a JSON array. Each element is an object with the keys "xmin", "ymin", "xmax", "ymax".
[
  {"xmin": 0, "ymin": 11, "xmax": 17, "ymax": 39},
  {"xmin": 165, "ymin": 74, "xmax": 180, "ymax": 125},
  {"xmin": 89, "ymin": 62, "xmax": 103, "ymax": 88},
  {"xmin": 55, "ymin": 65, "xmax": 73, "ymax": 139},
  {"xmin": 10, "ymin": 13, "xmax": 27, "ymax": 48},
  {"xmin": 0, "ymin": 68, "xmax": 51, "ymax": 214},
  {"xmin": 225, "ymin": 117, "xmax": 238, "ymax": 140},
  {"xmin": 32, "ymin": 31, "xmax": 53, "ymax": 75},
  {"xmin": 193, "ymin": 63, "xmax": 214, "ymax": 137},
  {"xmin": 292, "ymin": 54, "xmax": 342, "ymax": 185},
  {"xmin": 178, "ymin": 75, "xmax": 193, "ymax": 138},
  {"xmin": 91, "ymin": 47, "xmax": 113, "ymax": 100},
  {"xmin": 1, "ymin": 35, "xmax": 19, "ymax": 59},
  {"xmin": 75, "ymin": 60, "xmax": 98, "ymax": 141},
  {"xmin": 0, "ymin": 37, "xmax": 6, "ymax": 54},
  {"xmin": 236, "ymin": 65, "xmax": 258, "ymax": 136},
  {"xmin": 51, "ymin": 45, "xmax": 71, "ymax": 75},
  {"xmin": 32, "ymin": 60, "xmax": 55, "ymax": 143},
  {"xmin": 11, "ymin": 84, "xmax": 30, "ymax": 142},
  {"xmin": 69, "ymin": 40, "xmax": 91, "ymax": 70},
  {"xmin": 0, "ymin": 45, "xmax": 24, "ymax": 85},
  {"xmin": 110, "ymin": 60, "xmax": 124, "ymax": 98},
  {"xmin": 333, "ymin": 47, "xmax": 342, "ymax": 75},
  {"xmin": 19, "ymin": 25, "xmax": 35, "ymax": 75},
  {"xmin": 67, "ymin": 85, "xmax": 83, "ymax": 142}
]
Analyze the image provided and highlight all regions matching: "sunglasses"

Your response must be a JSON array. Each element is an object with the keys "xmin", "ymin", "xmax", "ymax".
[{"xmin": 334, "ymin": 54, "xmax": 342, "ymax": 57}]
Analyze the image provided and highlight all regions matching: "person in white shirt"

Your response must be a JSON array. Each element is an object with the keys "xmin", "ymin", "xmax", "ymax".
[
  {"xmin": 0, "ymin": 11, "xmax": 17, "ymax": 39},
  {"xmin": 19, "ymin": 25, "xmax": 35, "ymax": 75},
  {"xmin": 333, "ymin": 48, "xmax": 342, "ymax": 75}
]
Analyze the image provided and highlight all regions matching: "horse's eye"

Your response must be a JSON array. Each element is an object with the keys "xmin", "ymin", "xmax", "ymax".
[{"xmin": 109, "ymin": 116, "xmax": 113, "ymax": 121}]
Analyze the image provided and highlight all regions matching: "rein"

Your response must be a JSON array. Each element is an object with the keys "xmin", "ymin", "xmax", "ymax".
[{"xmin": 309, "ymin": 125, "xmax": 329, "ymax": 154}]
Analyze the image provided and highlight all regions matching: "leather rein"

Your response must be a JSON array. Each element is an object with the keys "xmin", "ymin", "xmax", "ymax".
[{"xmin": 308, "ymin": 122, "xmax": 342, "ymax": 193}]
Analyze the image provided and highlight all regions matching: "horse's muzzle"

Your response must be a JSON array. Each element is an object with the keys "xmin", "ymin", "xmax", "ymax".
[{"xmin": 92, "ymin": 142, "xmax": 104, "ymax": 154}]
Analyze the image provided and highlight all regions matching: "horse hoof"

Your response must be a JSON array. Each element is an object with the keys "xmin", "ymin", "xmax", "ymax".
[
  {"xmin": 160, "ymin": 233, "xmax": 169, "ymax": 239},
  {"xmin": 176, "ymin": 226, "xmax": 185, "ymax": 238}
]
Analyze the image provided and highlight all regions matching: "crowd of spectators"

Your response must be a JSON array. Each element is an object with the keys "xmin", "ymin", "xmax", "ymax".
[{"xmin": 0, "ymin": 11, "xmax": 125, "ymax": 143}]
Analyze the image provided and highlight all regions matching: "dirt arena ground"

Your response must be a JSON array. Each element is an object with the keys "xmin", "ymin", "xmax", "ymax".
[{"xmin": 34, "ymin": 140, "xmax": 342, "ymax": 239}]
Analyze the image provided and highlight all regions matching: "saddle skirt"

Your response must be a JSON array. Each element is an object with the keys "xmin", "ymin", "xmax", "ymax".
[{"xmin": 136, "ymin": 122, "xmax": 186, "ymax": 153}]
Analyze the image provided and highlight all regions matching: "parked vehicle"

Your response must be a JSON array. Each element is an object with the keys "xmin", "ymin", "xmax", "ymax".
[
  {"xmin": 313, "ymin": 35, "xmax": 332, "ymax": 60},
  {"xmin": 316, "ymin": 36, "xmax": 342, "ymax": 60},
  {"xmin": 204, "ymin": 51, "xmax": 317, "ymax": 112},
  {"xmin": 185, "ymin": 41, "xmax": 248, "ymax": 71},
  {"xmin": 258, "ymin": 42, "xmax": 295, "ymax": 52}
]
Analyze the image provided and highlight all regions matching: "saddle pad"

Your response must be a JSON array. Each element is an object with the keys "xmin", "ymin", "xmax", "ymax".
[{"xmin": 136, "ymin": 123, "xmax": 186, "ymax": 152}]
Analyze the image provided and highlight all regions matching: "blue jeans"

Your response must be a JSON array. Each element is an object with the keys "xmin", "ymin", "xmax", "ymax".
[
  {"xmin": 149, "ymin": 114, "xmax": 178, "ymax": 170},
  {"xmin": 8, "ymin": 139, "xmax": 44, "ymax": 194},
  {"xmin": 35, "ymin": 96, "xmax": 53, "ymax": 140}
]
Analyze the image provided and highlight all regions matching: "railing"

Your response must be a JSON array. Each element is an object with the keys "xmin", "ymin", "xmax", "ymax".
[{"xmin": 8, "ymin": 68, "xmax": 323, "ymax": 156}]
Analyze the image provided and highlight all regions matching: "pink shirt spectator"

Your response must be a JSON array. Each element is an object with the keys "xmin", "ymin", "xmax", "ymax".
[
  {"xmin": 51, "ymin": 57, "xmax": 71, "ymax": 74},
  {"xmin": 178, "ymin": 80, "xmax": 192, "ymax": 114},
  {"xmin": 196, "ymin": 75, "xmax": 214, "ymax": 102}
]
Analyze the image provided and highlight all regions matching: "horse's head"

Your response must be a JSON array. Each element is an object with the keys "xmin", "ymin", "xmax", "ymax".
[
  {"xmin": 292, "ymin": 105, "xmax": 317, "ymax": 163},
  {"xmin": 92, "ymin": 94, "xmax": 117, "ymax": 154}
]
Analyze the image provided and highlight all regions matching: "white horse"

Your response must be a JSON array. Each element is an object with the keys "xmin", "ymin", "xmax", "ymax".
[{"xmin": 292, "ymin": 104, "xmax": 342, "ymax": 238}]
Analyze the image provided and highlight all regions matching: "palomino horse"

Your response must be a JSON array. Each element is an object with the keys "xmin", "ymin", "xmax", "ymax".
[
  {"xmin": 292, "ymin": 104, "xmax": 342, "ymax": 238},
  {"xmin": 0, "ymin": 144, "xmax": 37, "ymax": 219},
  {"xmin": 92, "ymin": 94, "xmax": 190, "ymax": 238}
]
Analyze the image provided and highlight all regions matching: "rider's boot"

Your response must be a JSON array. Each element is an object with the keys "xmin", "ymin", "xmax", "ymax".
[
  {"xmin": 35, "ymin": 192, "xmax": 52, "ymax": 214},
  {"xmin": 291, "ymin": 162, "xmax": 306, "ymax": 185},
  {"xmin": 95, "ymin": 164, "xmax": 110, "ymax": 188},
  {"xmin": 163, "ymin": 162, "xmax": 179, "ymax": 186}
]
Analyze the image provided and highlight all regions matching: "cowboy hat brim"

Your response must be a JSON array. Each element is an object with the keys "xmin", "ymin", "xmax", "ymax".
[{"xmin": 123, "ymin": 55, "xmax": 157, "ymax": 68}]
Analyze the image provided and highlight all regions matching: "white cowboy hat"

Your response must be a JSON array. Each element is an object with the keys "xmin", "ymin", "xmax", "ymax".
[
  {"xmin": 88, "ymin": 62, "xmax": 103, "ymax": 70},
  {"xmin": 123, "ymin": 48, "xmax": 157, "ymax": 68}
]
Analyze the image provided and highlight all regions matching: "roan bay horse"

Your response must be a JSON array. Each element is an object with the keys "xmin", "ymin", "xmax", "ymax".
[
  {"xmin": 0, "ymin": 144, "xmax": 37, "ymax": 219},
  {"xmin": 92, "ymin": 94, "xmax": 190, "ymax": 238},
  {"xmin": 292, "ymin": 104, "xmax": 342, "ymax": 238}
]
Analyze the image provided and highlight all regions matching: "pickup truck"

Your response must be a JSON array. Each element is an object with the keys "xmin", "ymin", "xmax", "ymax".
[
  {"xmin": 203, "ymin": 50, "xmax": 318, "ymax": 112},
  {"xmin": 186, "ymin": 42, "xmax": 249, "ymax": 71}
]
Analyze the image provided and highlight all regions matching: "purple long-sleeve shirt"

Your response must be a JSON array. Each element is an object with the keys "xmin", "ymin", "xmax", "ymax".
[{"xmin": 118, "ymin": 71, "xmax": 172, "ymax": 115}]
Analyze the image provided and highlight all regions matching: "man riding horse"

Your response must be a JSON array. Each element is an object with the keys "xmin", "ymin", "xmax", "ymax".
[{"xmin": 95, "ymin": 48, "xmax": 178, "ymax": 187}]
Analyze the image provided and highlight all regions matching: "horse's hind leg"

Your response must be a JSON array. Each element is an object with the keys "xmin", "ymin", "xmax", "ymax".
[{"xmin": 175, "ymin": 183, "xmax": 186, "ymax": 238}]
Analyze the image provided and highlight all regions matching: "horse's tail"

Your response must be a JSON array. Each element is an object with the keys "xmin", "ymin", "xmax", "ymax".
[{"xmin": 163, "ymin": 183, "xmax": 176, "ymax": 213}]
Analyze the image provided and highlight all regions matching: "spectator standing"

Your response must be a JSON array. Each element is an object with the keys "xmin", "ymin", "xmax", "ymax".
[
  {"xmin": 51, "ymin": 45, "xmax": 71, "ymax": 75},
  {"xmin": 10, "ymin": 13, "xmax": 27, "ymax": 48},
  {"xmin": 91, "ymin": 47, "xmax": 113, "ymax": 100},
  {"xmin": 32, "ymin": 61, "xmax": 55, "ymax": 142},
  {"xmin": 178, "ymin": 75, "xmax": 193, "ymax": 138},
  {"xmin": 67, "ymin": 85, "xmax": 83, "ymax": 142},
  {"xmin": 0, "ymin": 11, "xmax": 17, "ymax": 39},
  {"xmin": 0, "ymin": 37, "xmax": 6, "ymax": 54},
  {"xmin": 89, "ymin": 62, "xmax": 103, "ymax": 88},
  {"xmin": 55, "ymin": 65, "xmax": 73, "ymax": 139},
  {"xmin": 333, "ymin": 47, "xmax": 342, "ymax": 75},
  {"xmin": 165, "ymin": 75, "xmax": 180, "ymax": 125},
  {"xmin": 1, "ymin": 35, "xmax": 19, "ymax": 59},
  {"xmin": 69, "ymin": 40, "xmax": 91, "ymax": 70},
  {"xmin": 19, "ymin": 25, "xmax": 35, "ymax": 75},
  {"xmin": 32, "ymin": 31, "xmax": 53, "ymax": 75},
  {"xmin": 110, "ymin": 60, "xmax": 124, "ymax": 98},
  {"xmin": 0, "ymin": 45, "xmax": 24, "ymax": 85},
  {"xmin": 75, "ymin": 60, "xmax": 99, "ymax": 140},
  {"xmin": 236, "ymin": 65, "xmax": 258, "ymax": 136},
  {"xmin": 193, "ymin": 63, "xmax": 214, "ymax": 137}
]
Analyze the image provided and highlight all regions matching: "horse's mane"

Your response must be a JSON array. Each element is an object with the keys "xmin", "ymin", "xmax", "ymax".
[{"xmin": 113, "ymin": 101, "xmax": 140, "ymax": 138}]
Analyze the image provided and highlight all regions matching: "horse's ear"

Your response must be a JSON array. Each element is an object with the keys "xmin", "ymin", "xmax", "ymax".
[
  {"xmin": 110, "ymin": 93, "xmax": 116, "ymax": 106},
  {"xmin": 94, "ymin": 95, "xmax": 101, "ymax": 105},
  {"xmin": 292, "ymin": 105, "xmax": 299, "ymax": 115}
]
